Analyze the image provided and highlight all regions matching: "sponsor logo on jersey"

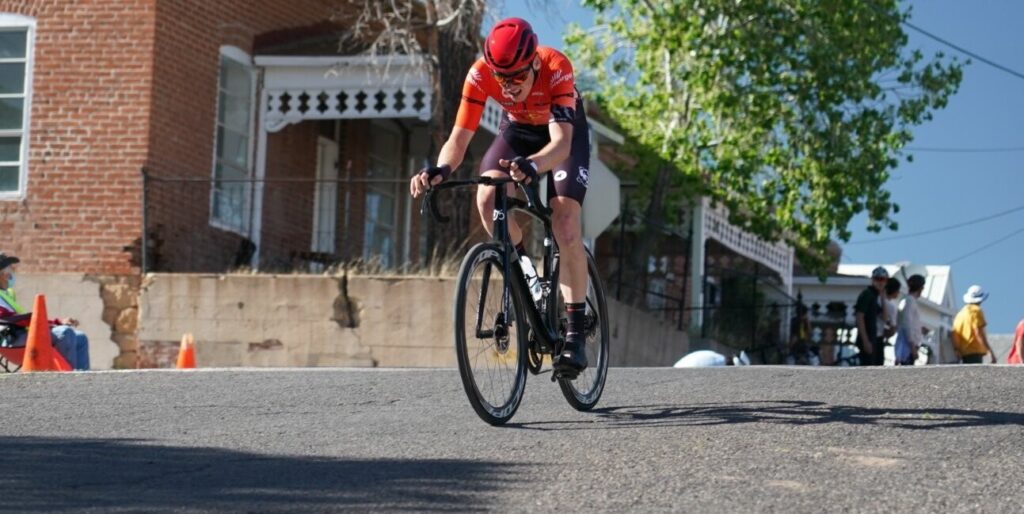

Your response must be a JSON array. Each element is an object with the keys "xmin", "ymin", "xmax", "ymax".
[
  {"xmin": 467, "ymin": 68, "xmax": 484, "ymax": 92},
  {"xmin": 554, "ymin": 170, "xmax": 568, "ymax": 181},
  {"xmin": 577, "ymin": 166, "xmax": 590, "ymax": 188},
  {"xmin": 550, "ymin": 69, "xmax": 574, "ymax": 88}
]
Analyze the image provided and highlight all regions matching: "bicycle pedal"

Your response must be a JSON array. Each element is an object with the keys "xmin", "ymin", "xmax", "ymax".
[{"xmin": 552, "ymin": 367, "xmax": 579, "ymax": 381}]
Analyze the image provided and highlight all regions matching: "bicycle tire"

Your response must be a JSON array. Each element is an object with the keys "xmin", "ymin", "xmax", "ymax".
[
  {"xmin": 454, "ymin": 242, "xmax": 528, "ymax": 425},
  {"xmin": 554, "ymin": 248, "xmax": 609, "ymax": 411}
]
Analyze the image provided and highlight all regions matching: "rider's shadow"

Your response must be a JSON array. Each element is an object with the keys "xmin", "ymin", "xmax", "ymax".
[{"xmin": 508, "ymin": 400, "xmax": 1024, "ymax": 431}]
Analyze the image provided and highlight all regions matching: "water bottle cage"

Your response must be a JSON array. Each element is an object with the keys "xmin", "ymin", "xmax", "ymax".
[
  {"xmin": 538, "ymin": 279, "xmax": 551, "ymax": 300},
  {"xmin": 524, "ymin": 278, "xmax": 545, "ymax": 311}
]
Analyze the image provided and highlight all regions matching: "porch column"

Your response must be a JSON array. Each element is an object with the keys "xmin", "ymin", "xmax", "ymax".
[
  {"xmin": 689, "ymin": 199, "xmax": 706, "ymax": 336},
  {"xmin": 251, "ymin": 81, "xmax": 269, "ymax": 269}
]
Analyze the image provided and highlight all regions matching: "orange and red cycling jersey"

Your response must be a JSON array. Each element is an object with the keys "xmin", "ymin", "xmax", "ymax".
[{"xmin": 455, "ymin": 46, "xmax": 578, "ymax": 131}]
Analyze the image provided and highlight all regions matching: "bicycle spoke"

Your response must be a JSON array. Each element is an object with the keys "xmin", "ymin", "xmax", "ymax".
[{"xmin": 459, "ymin": 251, "xmax": 522, "ymax": 413}]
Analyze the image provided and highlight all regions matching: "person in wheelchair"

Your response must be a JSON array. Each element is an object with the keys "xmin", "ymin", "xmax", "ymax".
[{"xmin": 0, "ymin": 253, "xmax": 90, "ymax": 370}]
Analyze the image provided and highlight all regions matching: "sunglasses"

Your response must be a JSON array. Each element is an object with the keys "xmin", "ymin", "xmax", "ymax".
[{"xmin": 491, "ymin": 65, "xmax": 533, "ymax": 88}]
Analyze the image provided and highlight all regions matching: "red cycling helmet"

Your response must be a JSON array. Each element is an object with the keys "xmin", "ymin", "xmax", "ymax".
[{"xmin": 483, "ymin": 18, "xmax": 538, "ymax": 74}]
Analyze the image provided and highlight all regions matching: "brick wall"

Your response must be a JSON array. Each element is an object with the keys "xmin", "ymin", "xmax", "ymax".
[
  {"xmin": 0, "ymin": 0, "xmax": 342, "ymax": 273},
  {"xmin": 258, "ymin": 121, "xmax": 319, "ymax": 269},
  {"xmin": 145, "ymin": 0, "xmax": 338, "ymax": 272},
  {"xmin": 0, "ymin": 0, "xmax": 156, "ymax": 274}
]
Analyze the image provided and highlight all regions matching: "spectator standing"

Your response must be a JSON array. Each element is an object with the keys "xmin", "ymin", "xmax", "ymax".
[
  {"xmin": 1007, "ymin": 319, "xmax": 1023, "ymax": 365},
  {"xmin": 0, "ymin": 253, "xmax": 90, "ymax": 370},
  {"xmin": 952, "ymin": 285, "xmax": 995, "ymax": 364},
  {"xmin": 882, "ymin": 277, "xmax": 901, "ymax": 363},
  {"xmin": 854, "ymin": 266, "xmax": 888, "ymax": 366},
  {"xmin": 894, "ymin": 274, "xmax": 926, "ymax": 366}
]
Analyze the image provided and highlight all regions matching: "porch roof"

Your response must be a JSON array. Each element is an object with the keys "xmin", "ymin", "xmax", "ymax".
[{"xmin": 254, "ymin": 54, "xmax": 432, "ymax": 132}]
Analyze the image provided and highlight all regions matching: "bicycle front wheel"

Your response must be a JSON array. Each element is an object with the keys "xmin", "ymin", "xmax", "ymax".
[
  {"xmin": 555, "ymin": 248, "xmax": 609, "ymax": 411},
  {"xmin": 454, "ymin": 243, "xmax": 528, "ymax": 425}
]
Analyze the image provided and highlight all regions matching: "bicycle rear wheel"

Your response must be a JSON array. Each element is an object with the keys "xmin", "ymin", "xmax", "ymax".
[
  {"xmin": 454, "ymin": 243, "xmax": 528, "ymax": 425},
  {"xmin": 554, "ymin": 248, "xmax": 609, "ymax": 411}
]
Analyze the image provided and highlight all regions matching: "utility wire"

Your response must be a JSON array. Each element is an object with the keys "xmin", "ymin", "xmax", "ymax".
[
  {"xmin": 847, "ymin": 202, "xmax": 1024, "ymax": 245},
  {"xmin": 947, "ymin": 226, "xmax": 1024, "ymax": 265},
  {"xmin": 906, "ymin": 146, "xmax": 1024, "ymax": 153},
  {"xmin": 902, "ymin": 20, "xmax": 1024, "ymax": 82}
]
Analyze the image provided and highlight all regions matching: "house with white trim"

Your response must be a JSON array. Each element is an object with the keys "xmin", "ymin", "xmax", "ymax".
[{"xmin": 793, "ymin": 263, "xmax": 959, "ymax": 364}]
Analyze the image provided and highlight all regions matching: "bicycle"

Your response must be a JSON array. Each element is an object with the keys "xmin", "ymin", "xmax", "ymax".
[{"xmin": 422, "ymin": 175, "xmax": 610, "ymax": 425}]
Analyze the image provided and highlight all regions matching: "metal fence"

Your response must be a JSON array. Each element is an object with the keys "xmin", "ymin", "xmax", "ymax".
[
  {"xmin": 141, "ymin": 169, "xmax": 430, "ymax": 274},
  {"xmin": 146, "ymin": 170, "xmax": 859, "ymax": 364},
  {"xmin": 595, "ymin": 203, "xmax": 803, "ymax": 364},
  {"xmin": 699, "ymin": 263, "xmax": 799, "ymax": 364}
]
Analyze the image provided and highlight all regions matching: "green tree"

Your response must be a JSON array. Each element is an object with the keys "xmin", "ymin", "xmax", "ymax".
[{"xmin": 566, "ymin": 0, "xmax": 963, "ymax": 271}]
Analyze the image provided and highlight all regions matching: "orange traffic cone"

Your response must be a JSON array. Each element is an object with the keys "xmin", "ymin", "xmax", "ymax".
[
  {"xmin": 176, "ymin": 333, "xmax": 196, "ymax": 369},
  {"xmin": 22, "ymin": 295, "xmax": 71, "ymax": 372}
]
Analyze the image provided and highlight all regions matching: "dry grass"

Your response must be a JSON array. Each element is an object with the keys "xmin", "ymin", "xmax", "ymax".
[
  {"xmin": 330, "ymin": 251, "xmax": 465, "ymax": 278},
  {"xmin": 226, "ymin": 247, "xmax": 467, "ymax": 279}
]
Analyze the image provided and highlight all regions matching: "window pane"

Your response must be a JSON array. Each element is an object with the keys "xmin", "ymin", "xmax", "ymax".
[
  {"xmin": 368, "ymin": 126, "xmax": 401, "ymax": 178},
  {"xmin": 0, "ymin": 97, "xmax": 23, "ymax": 130},
  {"xmin": 376, "ymin": 194, "xmax": 395, "ymax": 224},
  {"xmin": 370, "ymin": 128, "xmax": 399, "ymax": 158},
  {"xmin": 218, "ymin": 92, "xmax": 250, "ymax": 132},
  {"xmin": 212, "ymin": 186, "xmax": 244, "ymax": 227},
  {"xmin": 366, "ymin": 191, "xmax": 395, "ymax": 223},
  {"xmin": 375, "ymin": 232, "xmax": 393, "ymax": 267},
  {"xmin": 0, "ymin": 166, "xmax": 19, "ymax": 192},
  {"xmin": 0, "ymin": 136, "xmax": 19, "ymax": 162},
  {"xmin": 0, "ymin": 63, "xmax": 24, "ymax": 95},
  {"xmin": 219, "ymin": 58, "xmax": 250, "ymax": 94},
  {"xmin": 0, "ymin": 30, "xmax": 27, "ymax": 59},
  {"xmin": 216, "ymin": 126, "xmax": 249, "ymax": 168},
  {"xmin": 212, "ymin": 164, "xmax": 247, "ymax": 228}
]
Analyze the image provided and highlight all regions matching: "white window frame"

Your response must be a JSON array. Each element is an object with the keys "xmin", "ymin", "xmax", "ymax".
[
  {"xmin": 0, "ymin": 14, "xmax": 36, "ymax": 201},
  {"xmin": 209, "ymin": 45, "xmax": 257, "ymax": 235}
]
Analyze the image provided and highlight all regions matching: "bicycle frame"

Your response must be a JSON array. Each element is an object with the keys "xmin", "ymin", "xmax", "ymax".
[
  {"xmin": 490, "ymin": 181, "xmax": 563, "ymax": 352},
  {"xmin": 424, "ymin": 177, "xmax": 563, "ymax": 352}
]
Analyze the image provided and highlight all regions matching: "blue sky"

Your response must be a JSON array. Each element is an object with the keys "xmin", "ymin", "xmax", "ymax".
[{"xmin": 500, "ymin": 0, "xmax": 1024, "ymax": 333}]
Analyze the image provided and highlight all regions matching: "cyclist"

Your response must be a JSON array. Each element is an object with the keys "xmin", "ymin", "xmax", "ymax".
[{"xmin": 409, "ymin": 18, "xmax": 591, "ymax": 377}]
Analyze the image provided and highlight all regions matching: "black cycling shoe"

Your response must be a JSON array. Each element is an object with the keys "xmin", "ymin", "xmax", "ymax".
[{"xmin": 554, "ymin": 334, "xmax": 587, "ymax": 379}]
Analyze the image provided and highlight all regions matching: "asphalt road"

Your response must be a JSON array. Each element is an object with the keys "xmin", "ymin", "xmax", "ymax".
[{"xmin": 2, "ymin": 366, "xmax": 1022, "ymax": 512}]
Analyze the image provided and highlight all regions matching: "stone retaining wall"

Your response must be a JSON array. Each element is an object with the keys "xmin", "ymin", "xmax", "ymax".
[
  {"xmin": 12, "ymin": 273, "xmax": 690, "ymax": 369},
  {"xmin": 137, "ymin": 273, "xmax": 689, "ymax": 368}
]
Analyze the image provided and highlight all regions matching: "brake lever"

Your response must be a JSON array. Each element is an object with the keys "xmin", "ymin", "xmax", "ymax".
[
  {"xmin": 421, "ymin": 187, "xmax": 451, "ymax": 223},
  {"xmin": 519, "ymin": 182, "xmax": 551, "ymax": 217}
]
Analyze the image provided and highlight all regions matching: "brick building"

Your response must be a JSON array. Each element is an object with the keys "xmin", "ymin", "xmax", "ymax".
[
  {"xmin": 1, "ymin": 0, "xmax": 622, "ymax": 274},
  {"xmin": 2, "ymin": 1, "xmax": 375, "ymax": 274},
  {"xmin": 0, "ymin": 0, "xmax": 629, "ymax": 367}
]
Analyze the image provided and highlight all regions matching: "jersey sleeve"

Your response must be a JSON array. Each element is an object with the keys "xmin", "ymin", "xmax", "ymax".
[
  {"xmin": 547, "ymin": 51, "xmax": 577, "ymax": 124},
  {"xmin": 454, "ymin": 61, "xmax": 489, "ymax": 131}
]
